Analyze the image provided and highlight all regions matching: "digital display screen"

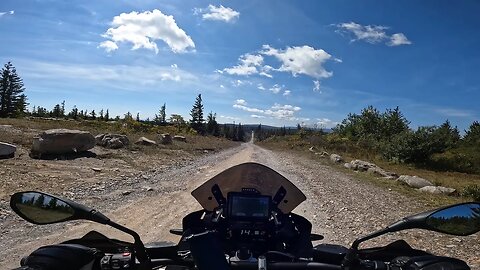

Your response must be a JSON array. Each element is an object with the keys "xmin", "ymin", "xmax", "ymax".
[{"xmin": 229, "ymin": 194, "xmax": 270, "ymax": 219}]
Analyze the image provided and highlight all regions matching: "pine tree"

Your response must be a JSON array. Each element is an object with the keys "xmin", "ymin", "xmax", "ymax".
[
  {"xmin": 206, "ymin": 111, "xmax": 220, "ymax": 136},
  {"xmin": 105, "ymin": 109, "xmax": 110, "ymax": 121},
  {"xmin": 99, "ymin": 109, "xmax": 104, "ymax": 121},
  {"xmin": 0, "ymin": 62, "xmax": 27, "ymax": 117},
  {"xmin": 136, "ymin": 112, "xmax": 140, "ymax": 122},
  {"xmin": 90, "ymin": 110, "xmax": 96, "ymax": 120},
  {"xmin": 160, "ymin": 103, "xmax": 166, "ymax": 125},
  {"xmin": 190, "ymin": 94, "xmax": 205, "ymax": 134}
]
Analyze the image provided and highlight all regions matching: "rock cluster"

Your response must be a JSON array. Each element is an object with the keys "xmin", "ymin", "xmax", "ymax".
[
  {"xmin": 95, "ymin": 134, "xmax": 130, "ymax": 149},
  {"xmin": 341, "ymin": 158, "xmax": 456, "ymax": 195}
]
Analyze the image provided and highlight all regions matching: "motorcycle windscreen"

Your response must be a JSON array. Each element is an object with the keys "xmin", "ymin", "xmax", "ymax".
[{"xmin": 191, "ymin": 162, "xmax": 306, "ymax": 214}]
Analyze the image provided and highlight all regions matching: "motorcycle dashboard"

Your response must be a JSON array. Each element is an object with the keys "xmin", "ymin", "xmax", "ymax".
[{"xmin": 227, "ymin": 192, "xmax": 271, "ymax": 221}]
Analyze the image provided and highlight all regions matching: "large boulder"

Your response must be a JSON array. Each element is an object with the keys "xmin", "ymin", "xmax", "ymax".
[
  {"xmin": 0, "ymin": 142, "xmax": 16, "ymax": 158},
  {"xmin": 418, "ymin": 186, "xmax": 456, "ymax": 195},
  {"xmin": 31, "ymin": 129, "xmax": 95, "ymax": 155},
  {"xmin": 159, "ymin": 133, "xmax": 173, "ymax": 145},
  {"xmin": 135, "ymin": 137, "xmax": 157, "ymax": 146},
  {"xmin": 330, "ymin": 154, "xmax": 343, "ymax": 163},
  {"xmin": 350, "ymin": 159, "xmax": 376, "ymax": 172},
  {"xmin": 173, "ymin": 135, "xmax": 187, "ymax": 142},
  {"xmin": 397, "ymin": 175, "xmax": 433, "ymax": 189},
  {"xmin": 96, "ymin": 134, "xmax": 129, "ymax": 149}
]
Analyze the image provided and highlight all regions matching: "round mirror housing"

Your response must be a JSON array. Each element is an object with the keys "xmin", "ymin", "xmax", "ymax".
[{"xmin": 10, "ymin": 191, "xmax": 76, "ymax": 224}]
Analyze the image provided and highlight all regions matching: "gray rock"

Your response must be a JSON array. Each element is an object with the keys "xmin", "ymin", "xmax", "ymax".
[
  {"xmin": 0, "ymin": 142, "xmax": 16, "ymax": 158},
  {"xmin": 173, "ymin": 135, "xmax": 187, "ymax": 142},
  {"xmin": 344, "ymin": 163, "xmax": 352, "ymax": 169},
  {"xmin": 31, "ymin": 129, "xmax": 95, "ymax": 154},
  {"xmin": 397, "ymin": 175, "xmax": 433, "ymax": 189},
  {"xmin": 330, "ymin": 154, "xmax": 343, "ymax": 163},
  {"xmin": 107, "ymin": 138, "xmax": 125, "ymax": 149},
  {"xmin": 98, "ymin": 134, "xmax": 129, "ymax": 149},
  {"xmin": 160, "ymin": 133, "xmax": 173, "ymax": 145},
  {"xmin": 350, "ymin": 159, "xmax": 376, "ymax": 172},
  {"xmin": 308, "ymin": 146, "xmax": 315, "ymax": 152},
  {"xmin": 418, "ymin": 186, "xmax": 456, "ymax": 195},
  {"xmin": 135, "ymin": 137, "xmax": 157, "ymax": 146},
  {"xmin": 316, "ymin": 151, "xmax": 329, "ymax": 157}
]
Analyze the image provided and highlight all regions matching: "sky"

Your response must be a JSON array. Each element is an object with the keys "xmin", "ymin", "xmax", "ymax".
[{"xmin": 0, "ymin": 0, "xmax": 479, "ymax": 131}]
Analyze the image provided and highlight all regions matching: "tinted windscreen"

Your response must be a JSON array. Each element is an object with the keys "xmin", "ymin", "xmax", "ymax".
[{"xmin": 191, "ymin": 162, "xmax": 306, "ymax": 214}]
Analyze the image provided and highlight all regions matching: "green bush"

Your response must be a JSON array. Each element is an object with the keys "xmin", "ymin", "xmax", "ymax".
[{"xmin": 461, "ymin": 185, "xmax": 480, "ymax": 201}]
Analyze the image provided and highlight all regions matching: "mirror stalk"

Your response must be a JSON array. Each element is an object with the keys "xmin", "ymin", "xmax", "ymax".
[{"xmin": 107, "ymin": 220, "xmax": 151, "ymax": 268}]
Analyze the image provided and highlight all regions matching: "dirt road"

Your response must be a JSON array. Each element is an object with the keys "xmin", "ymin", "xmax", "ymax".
[{"xmin": 1, "ymin": 143, "xmax": 478, "ymax": 269}]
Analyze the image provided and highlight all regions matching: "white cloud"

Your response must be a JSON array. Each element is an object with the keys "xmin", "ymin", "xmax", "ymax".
[
  {"xmin": 231, "ymin": 79, "xmax": 252, "ymax": 87},
  {"xmin": 269, "ymin": 84, "xmax": 282, "ymax": 94},
  {"xmin": 21, "ymin": 61, "xmax": 195, "ymax": 87},
  {"xmin": 257, "ymin": 83, "xmax": 265, "ymax": 90},
  {"xmin": 336, "ymin": 22, "xmax": 388, "ymax": 44},
  {"xmin": 195, "ymin": 5, "xmax": 240, "ymax": 23},
  {"xmin": 435, "ymin": 108, "xmax": 473, "ymax": 118},
  {"xmin": 220, "ymin": 84, "xmax": 225, "ymax": 88},
  {"xmin": 100, "ymin": 9, "xmax": 195, "ymax": 54},
  {"xmin": 316, "ymin": 118, "xmax": 339, "ymax": 129},
  {"xmin": 222, "ymin": 53, "xmax": 264, "ymax": 76},
  {"xmin": 171, "ymin": 64, "xmax": 178, "ymax": 69},
  {"xmin": 336, "ymin": 22, "xmax": 411, "ymax": 47},
  {"xmin": 261, "ymin": 45, "xmax": 334, "ymax": 79},
  {"xmin": 98, "ymin": 40, "xmax": 119, "ymax": 53},
  {"xmin": 219, "ymin": 115, "xmax": 240, "ymax": 121},
  {"xmin": 313, "ymin": 80, "xmax": 321, "ymax": 92},
  {"xmin": 388, "ymin": 33, "xmax": 412, "ymax": 46},
  {"xmin": 0, "ymin": 10, "xmax": 14, "ymax": 17},
  {"xmin": 251, "ymin": 115, "xmax": 265, "ymax": 119},
  {"xmin": 235, "ymin": 99, "xmax": 247, "ymax": 106},
  {"xmin": 233, "ymin": 100, "xmax": 303, "ymax": 121},
  {"xmin": 283, "ymin": 90, "xmax": 291, "ymax": 96}
]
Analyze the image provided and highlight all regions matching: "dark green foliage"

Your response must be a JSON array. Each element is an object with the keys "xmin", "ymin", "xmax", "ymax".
[
  {"xmin": 464, "ymin": 121, "xmax": 480, "ymax": 144},
  {"xmin": 190, "ymin": 94, "xmax": 205, "ymax": 134},
  {"xmin": 0, "ymin": 62, "xmax": 28, "ymax": 117},
  {"xmin": 461, "ymin": 185, "xmax": 480, "ymax": 201},
  {"xmin": 333, "ymin": 105, "xmax": 480, "ymax": 174},
  {"xmin": 206, "ymin": 112, "xmax": 220, "ymax": 136}
]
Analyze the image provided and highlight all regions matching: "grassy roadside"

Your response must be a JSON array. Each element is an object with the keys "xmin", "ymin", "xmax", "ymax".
[{"xmin": 258, "ymin": 138, "xmax": 479, "ymax": 207}]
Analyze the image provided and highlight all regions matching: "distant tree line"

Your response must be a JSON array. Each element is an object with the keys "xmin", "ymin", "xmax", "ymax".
[{"xmin": 0, "ymin": 62, "xmax": 248, "ymax": 141}]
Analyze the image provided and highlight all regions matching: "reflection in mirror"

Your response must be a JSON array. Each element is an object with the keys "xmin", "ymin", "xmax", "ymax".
[
  {"xmin": 12, "ymin": 192, "xmax": 75, "ymax": 224},
  {"xmin": 426, "ymin": 203, "xmax": 480, "ymax": 236}
]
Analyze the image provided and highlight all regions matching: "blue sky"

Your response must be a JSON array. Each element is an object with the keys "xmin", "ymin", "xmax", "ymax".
[{"xmin": 0, "ymin": 0, "xmax": 479, "ymax": 130}]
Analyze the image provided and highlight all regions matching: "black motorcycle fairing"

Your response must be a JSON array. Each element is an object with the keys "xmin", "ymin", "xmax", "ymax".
[
  {"xmin": 358, "ymin": 240, "xmax": 431, "ymax": 261},
  {"xmin": 395, "ymin": 256, "xmax": 470, "ymax": 270},
  {"xmin": 20, "ymin": 244, "xmax": 103, "ymax": 270},
  {"xmin": 62, "ymin": 230, "xmax": 134, "ymax": 254}
]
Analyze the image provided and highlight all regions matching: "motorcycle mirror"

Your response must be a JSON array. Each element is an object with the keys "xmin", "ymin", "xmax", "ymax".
[
  {"xmin": 351, "ymin": 202, "xmax": 480, "ymax": 250},
  {"xmin": 10, "ymin": 191, "xmax": 110, "ymax": 225},
  {"xmin": 425, "ymin": 202, "xmax": 480, "ymax": 236},
  {"xmin": 10, "ymin": 191, "xmax": 151, "ymax": 267}
]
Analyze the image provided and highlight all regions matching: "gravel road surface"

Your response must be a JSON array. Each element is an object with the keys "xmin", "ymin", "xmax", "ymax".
[{"xmin": 1, "ymin": 143, "xmax": 478, "ymax": 269}]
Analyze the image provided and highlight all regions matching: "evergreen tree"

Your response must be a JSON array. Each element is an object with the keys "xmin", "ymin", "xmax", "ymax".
[
  {"xmin": 206, "ymin": 111, "xmax": 220, "ymax": 136},
  {"xmin": 464, "ymin": 121, "xmax": 480, "ymax": 144},
  {"xmin": 159, "ymin": 103, "xmax": 166, "ymax": 125},
  {"xmin": 0, "ymin": 62, "xmax": 27, "ymax": 117},
  {"xmin": 190, "ymin": 94, "xmax": 205, "ymax": 134},
  {"xmin": 51, "ymin": 104, "xmax": 62, "ymax": 117},
  {"xmin": 136, "ymin": 112, "xmax": 140, "ymax": 122},
  {"xmin": 99, "ymin": 109, "xmax": 104, "ymax": 121},
  {"xmin": 90, "ymin": 110, "xmax": 96, "ymax": 120},
  {"xmin": 70, "ymin": 106, "xmax": 78, "ymax": 120},
  {"xmin": 60, "ymin": 100, "xmax": 65, "ymax": 117},
  {"xmin": 104, "ymin": 109, "xmax": 110, "ymax": 121}
]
